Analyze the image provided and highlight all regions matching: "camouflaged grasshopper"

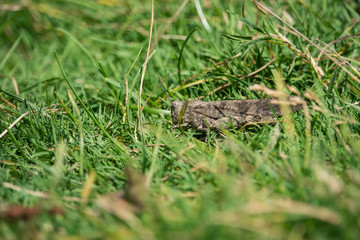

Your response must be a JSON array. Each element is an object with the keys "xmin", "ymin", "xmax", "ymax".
[{"xmin": 171, "ymin": 98, "xmax": 302, "ymax": 131}]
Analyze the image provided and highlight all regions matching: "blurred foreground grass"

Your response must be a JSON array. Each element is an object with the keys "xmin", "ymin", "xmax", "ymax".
[{"xmin": 1, "ymin": 0, "xmax": 360, "ymax": 239}]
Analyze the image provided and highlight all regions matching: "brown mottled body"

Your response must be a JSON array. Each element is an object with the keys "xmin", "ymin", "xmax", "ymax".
[{"xmin": 171, "ymin": 99, "xmax": 302, "ymax": 131}]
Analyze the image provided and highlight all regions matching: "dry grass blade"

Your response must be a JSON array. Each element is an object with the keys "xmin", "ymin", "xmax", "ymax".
[
  {"xmin": 316, "ymin": 38, "xmax": 360, "ymax": 76},
  {"xmin": 141, "ymin": 83, "xmax": 160, "ymax": 113},
  {"xmin": 3, "ymin": 182, "xmax": 82, "ymax": 202},
  {"xmin": 124, "ymin": 76, "xmax": 129, "ymax": 123},
  {"xmin": 317, "ymin": 33, "xmax": 360, "ymax": 60},
  {"xmin": 11, "ymin": 76, "xmax": 19, "ymax": 95},
  {"xmin": 243, "ymin": 198, "xmax": 342, "ymax": 225},
  {"xmin": 150, "ymin": 0, "xmax": 190, "ymax": 52},
  {"xmin": 137, "ymin": 0, "xmax": 154, "ymax": 141},
  {"xmin": 0, "ymin": 112, "xmax": 29, "ymax": 139},
  {"xmin": 253, "ymin": 1, "xmax": 360, "ymax": 83},
  {"xmin": 306, "ymin": 48, "xmax": 325, "ymax": 79},
  {"xmin": 248, "ymin": 83, "xmax": 286, "ymax": 98},
  {"xmin": 81, "ymin": 171, "xmax": 96, "ymax": 204},
  {"xmin": 198, "ymin": 58, "xmax": 276, "ymax": 98},
  {"xmin": 0, "ymin": 4, "xmax": 24, "ymax": 11}
]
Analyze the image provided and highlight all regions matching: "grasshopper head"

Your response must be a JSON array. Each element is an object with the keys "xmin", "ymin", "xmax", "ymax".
[{"xmin": 171, "ymin": 100, "xmax": 185, "ymax": 124}]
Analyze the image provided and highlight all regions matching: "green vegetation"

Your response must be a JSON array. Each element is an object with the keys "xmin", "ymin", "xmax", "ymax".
[{"xmin": 1, "ymin": 0, "xmax": 360, "ymax": 239}]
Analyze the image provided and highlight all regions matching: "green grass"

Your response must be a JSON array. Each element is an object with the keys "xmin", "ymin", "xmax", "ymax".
[{"xmin": 1, "ymin": 0, "xmax": 360, "ymax": 239}]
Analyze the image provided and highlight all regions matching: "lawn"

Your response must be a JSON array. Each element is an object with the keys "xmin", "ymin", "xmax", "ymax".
[{"xmin": 1, "ymin": 0, "xmax": 360, "ymax": 239}]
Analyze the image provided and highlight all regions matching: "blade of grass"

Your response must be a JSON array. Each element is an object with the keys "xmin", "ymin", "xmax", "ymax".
[
  {"xmin": 54, "ymin": 52, "xmax": 125, "ymax": 153},
  {"xmin": 53, "ymin": 90, "xmax": 78, "ymax": 124},
  {"xmin": 0, "ymin": 35, "xmax": 22, "ymax": 71},
  {"xmin": 55, "ymin": 28, "xmax": 96, "ymax": 66},
  {"xmin": 177, "ymin": 28, "xmax": 197, "ymax": 84}
]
